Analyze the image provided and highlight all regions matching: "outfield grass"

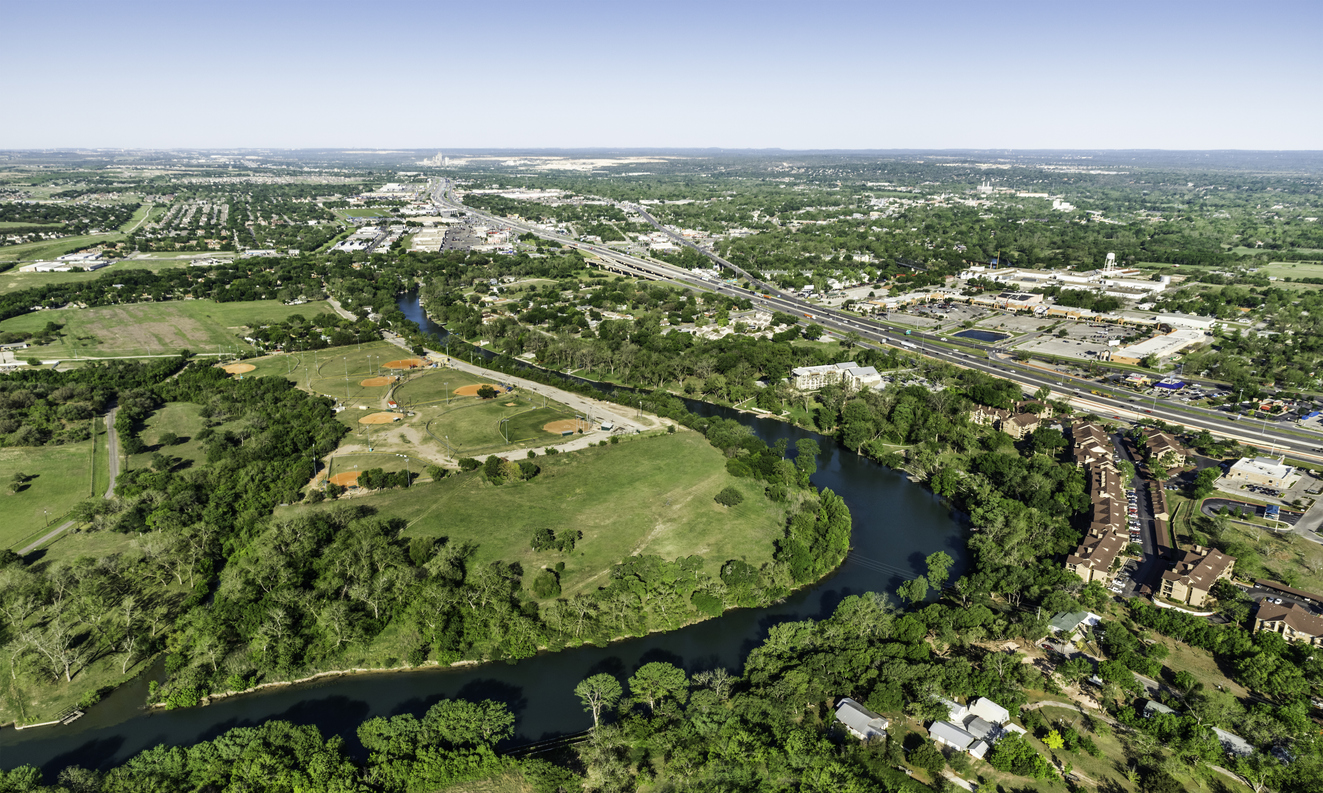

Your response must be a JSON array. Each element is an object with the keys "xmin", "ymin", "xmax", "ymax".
[
  {"xmin": 0, "ymin": 298, "xmax": 335, "ymax": 358},
  {"xmin": 393, "ymin": 367, "xmax": 494, "ymax": 405},
  {"xmin": 280, "ymin": 432, "xmax": 785, "ymax": 597},
  {"xmin": 414, "ymin": 397, "xmax": 576, "ymax": 456},
  {"xmin": 0, "ymin": 437, "xmax": 99, "ymax": 551}
]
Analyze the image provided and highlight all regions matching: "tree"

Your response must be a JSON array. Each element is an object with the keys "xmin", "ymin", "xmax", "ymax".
[
  {"xmin": 794, "ymin": 438, "xmax": 820, "ymax": 479},
  {"xmin": 476, "ymin": 385, "xmax": 498, "ymax": 399},
  {"xmin": 925, "ymin": 551, "xmax": 954, "ymax": 589},
  {"xmin": 1043, "ymin": 729, "xmax": 1065, "ymax": 750},
  {"xmin": 628, "ymin": 662, "xmax": 688, "ymax": 714},
  {"xmin": 803, "ymin": 323, "xmax": 824, "ymax": 341},
  {"xmin": 714, "ymin": 487, "xmax": 744, "ymax": 507},
  {"xmin": 897, "ymin": 576, "xmax": 929, "ymax": 605},
  {"xmin": 908, "ymin": 740, "xmax": 946, "ymax": 777},
  {"xmin": 574, "ymin": 674, "xmax": 622, "ymax": 728}
]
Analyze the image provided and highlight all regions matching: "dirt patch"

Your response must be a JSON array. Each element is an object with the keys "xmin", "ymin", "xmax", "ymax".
[
  {"xmin": 383, "ymin": 358, "xmax": 426, "ymax": 369},
  {"xmin": 328, "ymin": 471, "xmax": 360, "ymax": 487},
  {"xmin": 543, "ymin": 418, "xmax": 582, "ymax": 434},
  {"xmin": 360, "ymin": 376, "xmax": 394, "ymax": 387},
  {"xmin": 359, "ymin": 412, "xmax": 403, "ymax": 424},
  {"xmin": 504, "ymin": 402, "xmax": 517, "ymax": 406},
  {"xmin": 454, "ymin": 383, "xmax": 505, "ymax": 397},
  {"xmin": 222, "ymin": 363, "xmax": 256, "ymax": 374}
]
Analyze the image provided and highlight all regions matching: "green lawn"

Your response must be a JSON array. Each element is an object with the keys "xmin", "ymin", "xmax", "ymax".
[
  {"xmin": 125, "ymin": 402, "xmax": 212, "ymax": 472},
  {"xmin": 1262, "ymin": 261, "xmax": 1323, "ymax": 279},
  {"xmin": 392, "ymin": 367, "xmax": 494, "ymax": 406},
  {"xmin": 0, "ymin": 436, "xmax": 101, "ymax": 551},
  {"xmin": 0, "ymin": 298, "xmax": 335, "ymax": 359},
  {"xmin": 279, "ymin": 432, "xmax": 785, "ymax": 598}
]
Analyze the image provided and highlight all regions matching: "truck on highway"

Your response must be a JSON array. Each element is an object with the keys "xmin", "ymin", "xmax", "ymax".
[{"xmin": 804, "ymin": 313, "xmax": 814, "ymax": 319}]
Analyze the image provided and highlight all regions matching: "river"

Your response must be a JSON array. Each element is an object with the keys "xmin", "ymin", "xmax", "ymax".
[{"xmin": 0, "ymin": 291, "xmax": 968, "ymax": 775}]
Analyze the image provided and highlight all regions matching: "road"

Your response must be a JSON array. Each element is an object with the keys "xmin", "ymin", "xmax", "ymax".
[
  {"xmin": 19, "ymin": 408, "xmax": 118, "ymax": 555},
  {"xmin": 430, "ymin": 179, "xmax": 1323, "ymax": 466}
]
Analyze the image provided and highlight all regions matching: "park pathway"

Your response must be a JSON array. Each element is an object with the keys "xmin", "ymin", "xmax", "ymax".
[{"xmin": 19, "ymin": 407, "xmax": 118, "ymax": 555}]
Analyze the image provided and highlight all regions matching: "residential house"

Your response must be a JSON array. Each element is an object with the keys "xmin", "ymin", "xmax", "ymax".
[
  {"xmin": 1254, "ymin": 601, "xmax": 1323, "ymax": 647},
  {"xmin": 835, "ymin": 698, "xmax": 890, "ymax": 740},
  {"xmin": 1048, "ymin": 611, "xmax": 1102, "ymax": 642},
  {"xmin": 1066, "ymin": 531, "xmax": 1127, "ymax": 584},
  {"xmin": 1160, "ymin": 546, "xmax": 1236, "ymax": 607},
  {"xmin": 1143, "ymin": 700, "xmax": 1178, "ymax": 718},
  {"xmin": 929, "ymin": 697, "xmax": 1019, "ymax": 760}
]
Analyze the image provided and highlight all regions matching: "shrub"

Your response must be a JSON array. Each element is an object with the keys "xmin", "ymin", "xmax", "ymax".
[
  {"xmin": 458, "ymin": 457, "xmax": 481, "ymax": 471},
  {"xmin": 531, "ymin": 569, "xmax": 561, "ymax": 598},
  {"xmin": 714, "ymin": 487, "xmax": 744, "ymax": 507}
]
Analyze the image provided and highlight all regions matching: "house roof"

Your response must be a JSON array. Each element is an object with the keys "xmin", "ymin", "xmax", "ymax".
[
  {"xmin": 1143, "ymin": 699, "xmax": 1177, "ymax": 717},
  {"xmin": 1048, "ymin": 611, "xmax": 1101, "ymax": 634},
  {"xmin": 968, "ymin": 697, "xmax": 1010, "ymax": 726},
  {"xmin": 1213, "ymin": 727, "xmax": 1253, "ymax": 757},
  {"xmin": 835, "ymin": 698, "xmax": 889, "ymax": 737},
  {"xmin": 929, "ymin": 721, "xmax": 977, "ymax": 750},
  {"xmin": 1256, "ymin": 601, "xmax": 1323, "ymax": 638},
  {"xmin": 1163, "ymin": 546, "xmax": 1235, "ymax": 591}
]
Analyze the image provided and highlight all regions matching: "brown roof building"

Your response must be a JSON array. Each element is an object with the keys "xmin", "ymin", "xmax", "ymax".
[
  {"xmin": 1160, "ymin": 546, "xmax": 1236, "ymax": 607},
  {"xmin": 1144, "ymin": 429, "xmax": 1187, "ymax": 471},
  {"xmin": 1065, "ymin": 421, "xmax": 1133, "ymax": 584},
  {"xmin": 1254, "ymin": 601, "xmax": 1323, "ymax": 647},
  {"xmin": 1072, "ymin": 421, "xmax": 1113, "ymax": 468},
  {"xmin": 1066, "ymin": 530, "xmax": 1128, "ymax": 584}
]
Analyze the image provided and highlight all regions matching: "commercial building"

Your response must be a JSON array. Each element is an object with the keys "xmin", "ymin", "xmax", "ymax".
[
  {"xmin": 791, "ymin": 361, "xmax": 881, "ymax": 391},
  {"xmin": 1226, "ymin": 457, "xmax": 1300, "ymax": 489},
  {"xmin": 1254, "ymin": 601, "xmax": 1323, "ymax": 647},
  {"xmin": 1111, "ymin": 329, "xmax": 1207, "ymax": 365},
  {"xmin": 1160, "ymin": 546, "xmax": 1236, "ymax": 607}
]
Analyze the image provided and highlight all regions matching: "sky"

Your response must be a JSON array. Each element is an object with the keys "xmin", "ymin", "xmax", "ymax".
[{"xmin": 6, "ymin": 0, "xmax": 1321, "ymax": 150}]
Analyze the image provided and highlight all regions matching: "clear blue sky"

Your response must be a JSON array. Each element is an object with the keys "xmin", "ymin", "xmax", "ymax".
[{"xmin": 7, "ymin": 0, "xmax": 1320, "ymax": 150}]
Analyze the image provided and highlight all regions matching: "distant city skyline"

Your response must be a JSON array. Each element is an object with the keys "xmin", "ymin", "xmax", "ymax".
[{"xmin": 8, "ymin": 0, "xmax": 1321, "ymax": 150}]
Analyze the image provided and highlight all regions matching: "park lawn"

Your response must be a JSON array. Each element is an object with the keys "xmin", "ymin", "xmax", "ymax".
[
  {"xmin": 0, "ymin": 438, "xmax": 100, "ymax": 552},
  {"xmin": 0, "ymin": 298, "xmax": 336, "ymax": 359},
  {"xmin": 280, "ymin": 431, "xmax": 785, "ymax": 597},
  {"xmin": 126, "ymin": 402, "xmax": 210, "ymax": 472},
  {"xmin": 1262, "ymin": 261, "xmax": 1323, "ymax": 279}
]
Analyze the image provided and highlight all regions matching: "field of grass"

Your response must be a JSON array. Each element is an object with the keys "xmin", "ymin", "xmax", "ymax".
[
  {"xmin": 0, "ymin": 298, "xmax": 335, "ymax": 359},
  {"xmin": 412, "ymin": 398, "xmax": 578, "ymax": 456},
  {"xmin": 1262, "ymin": 261, "xmax": 1323, "ymax": 279},
  {"xmin": 125, "ymin": 401, "xmax": 211, "ymax": 472},
  {"xmin": 0, "ymin": 233, "xmax": 124, "ymax": 263},
  {"xmin": 1219, "ymin": 519, "xmax": 1323, "ymax": 593},
  {"xmin": 0, "ymin": 433, "xmax": 102, "ymax": 551},
  {"xmin": 0, "ymin": 261, "xmax": 194, "ymax": 295},
  {"xmin": 392, "ymin": 367, "xmax": 497, "ymax": 406},
  {"xmin": 281, "ymin": 432, "xmax": 785, "ymax": 597}
]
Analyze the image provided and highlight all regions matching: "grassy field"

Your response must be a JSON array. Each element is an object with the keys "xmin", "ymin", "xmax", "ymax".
[
  {"xmin": 0, "ymin": 432, "xmax": 102, "ymax": 551},
  {"xmin": 0, "ymin": 260, "xmax": 193, "ymax": 295},
  {"xmin": 125, "ymin": 402, "xmax": 212, "ymax": 472},
  {"xmin": 0, "ymin": 298, "xmax": 335, "ymax": 359},
  {"xmin": 1262, "ymin": 261, "xmax": 1323, "ymax": 279},
  {"xmin": 0, "ymin": 233, "xmax": 125, "ymax": 263},
  {"xmin": 280, "ymin": 432, "xmax": 785, "ymax": 597},
  {"xmin": 1219, "ymin": 519, "xmax": 1323, "ymax": 593}
]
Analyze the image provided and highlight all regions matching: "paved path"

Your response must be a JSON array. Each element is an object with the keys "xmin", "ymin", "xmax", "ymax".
[{"xmin": 19, "ymin": 408, "xmax": 118, "ymax": 555}]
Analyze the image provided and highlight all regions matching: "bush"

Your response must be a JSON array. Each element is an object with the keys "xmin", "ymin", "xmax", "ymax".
[
  {"xmin": 531, "ymin": 569, "xmax": 561, "ymax": 598},
  {"xmin": 714, "ymin": 486, "xmax": 745, "ymax": 507},
  {"xmin": 908, "ymin": 740, "xmax": 945, "ymax": 777},
  {"xmin": 458, "ymin": 457, "xmax": 481, "ymax": 471}
]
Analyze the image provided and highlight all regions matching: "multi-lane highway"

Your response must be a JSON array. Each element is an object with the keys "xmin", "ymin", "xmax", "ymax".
[{"xmin": 430, "ymin": 180, "xmax": 1323, "ymax": 465}]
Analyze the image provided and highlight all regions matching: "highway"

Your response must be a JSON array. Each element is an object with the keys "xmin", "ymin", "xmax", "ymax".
[{"xmin": 429, "ymin": 180, "xmax": 1323, "ymax": 466}]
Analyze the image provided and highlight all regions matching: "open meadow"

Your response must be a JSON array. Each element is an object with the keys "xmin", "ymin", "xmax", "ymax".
[
  {"xmin": 279, "ymin": 431, "xmax": 785, "ymax": 598},
  {"xmin": 0, "ymin": 298, "xmax": 335, "ymax": 359},
  {"xmin": 0, "ymin": 429, "xmax": 104, "ymax": 551}
]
